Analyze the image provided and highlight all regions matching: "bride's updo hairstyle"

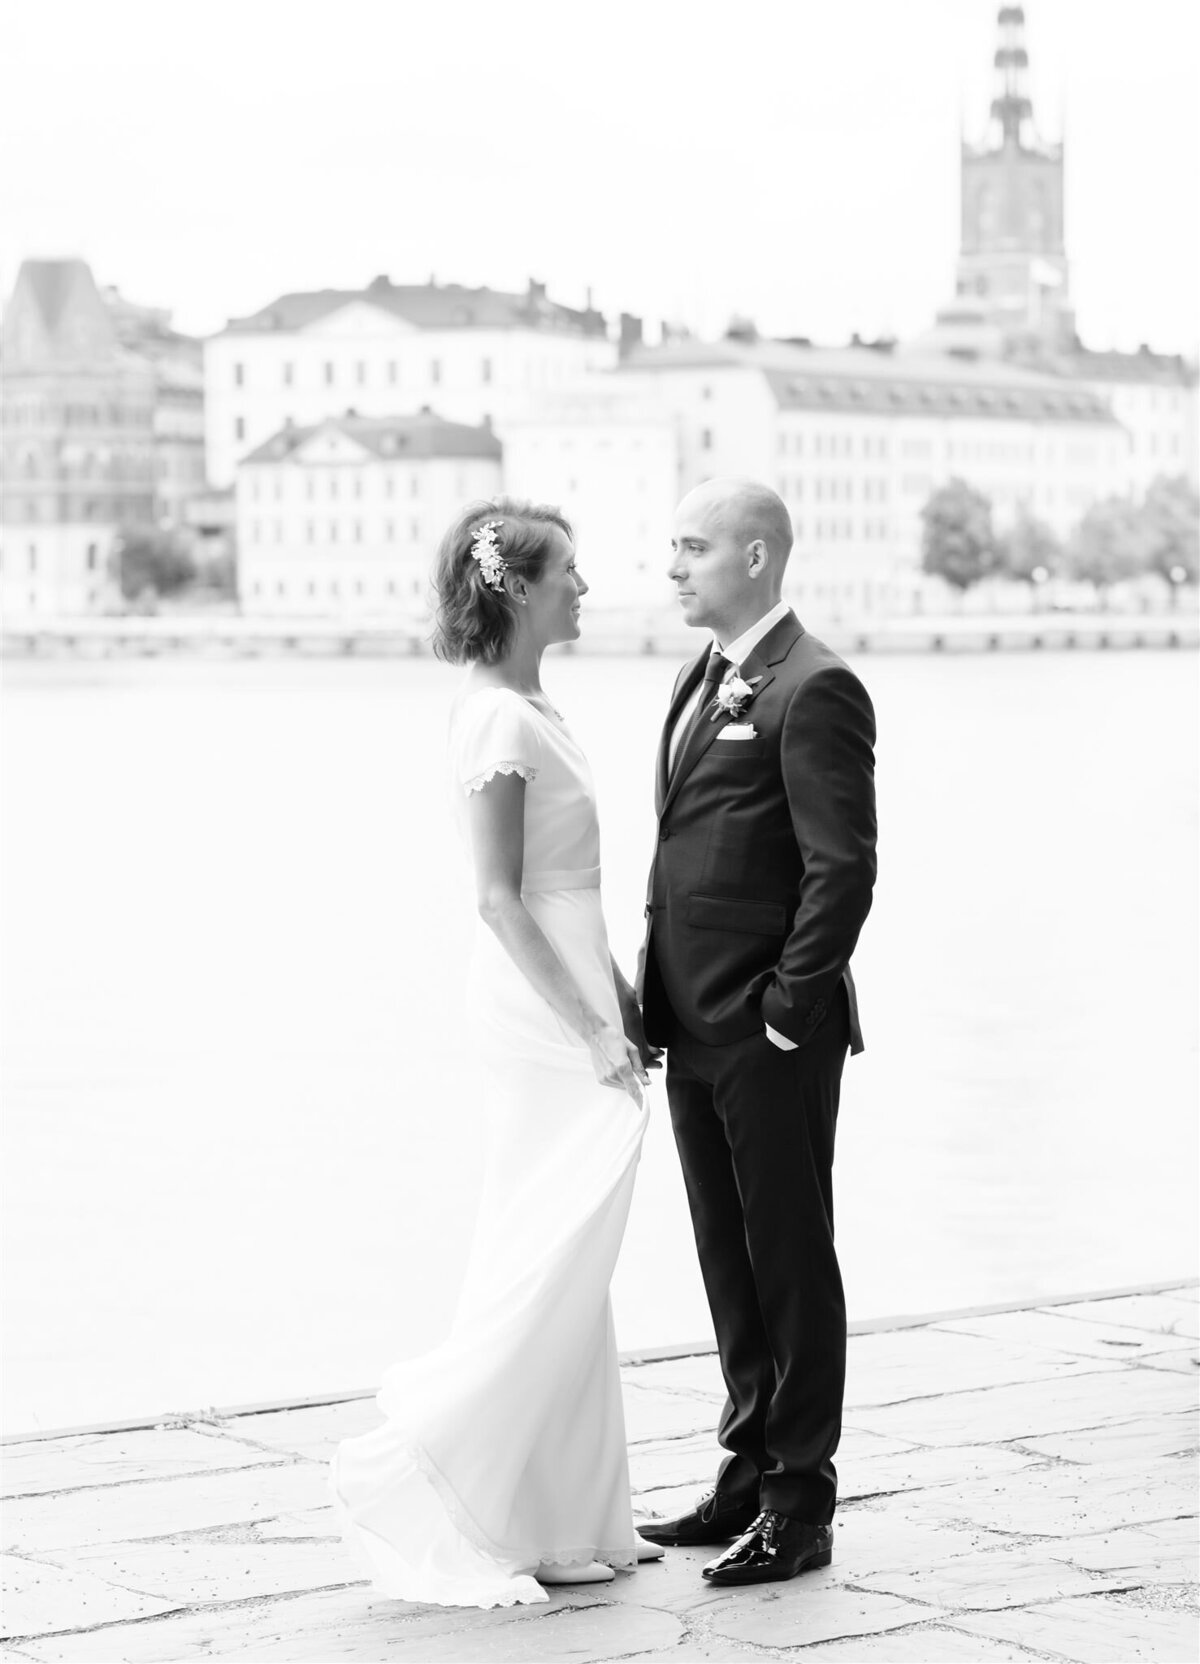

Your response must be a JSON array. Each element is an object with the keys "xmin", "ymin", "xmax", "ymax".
[{"xmin": 432, "ymin": 497, "xmax": 574, "ymax": 666}]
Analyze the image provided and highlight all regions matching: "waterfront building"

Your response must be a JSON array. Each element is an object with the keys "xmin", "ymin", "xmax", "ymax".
[
  {"xmin": 611, "ymin": 337, "xmax": 1122, "ymax": 615},
  {"xmin": 501, "ymin": 382, "xmax": 678, "ymax": 609},
  {"xmin": 0, "ymin": 259, "xmax": 156, "ymax": 618},
  {"xmin": 205, "ymin": 277, "xmax": 616, "ymax": 489},
  {"xmin": 235, "ymin": 409, "xmax": 501, "ymax": 619},
  {"xmin": 103, "ymin": 285, "xmax": 207, "ymax": 526}
]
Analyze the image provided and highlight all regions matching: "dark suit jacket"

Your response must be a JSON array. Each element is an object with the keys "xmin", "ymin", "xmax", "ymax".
[{"xmin": 637, "ymin": 611, "xmax": 877, "ymax": 1052}]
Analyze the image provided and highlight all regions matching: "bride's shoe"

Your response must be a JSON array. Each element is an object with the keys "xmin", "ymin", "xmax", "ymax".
[
  {"xmin": 636, "ymin": 1534, "xmax": 666, "ymax": 1562},
  {"xmin": 535, "ymin": 1560, "xmax": 616, "ymax": 1585}
]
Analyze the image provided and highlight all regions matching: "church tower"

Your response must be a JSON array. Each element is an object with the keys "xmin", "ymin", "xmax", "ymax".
[{"xmin": 938, "ymin": 6, "xmax": 1075, "ymax": 351}]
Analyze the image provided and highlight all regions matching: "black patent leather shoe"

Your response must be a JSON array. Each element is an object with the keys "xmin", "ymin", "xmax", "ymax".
[
  {"xmin": 702, "ymin": 1511, "xmax": 833, "ymax": 1584},
  {"xmin": 637, "ymin": 1488, "xmax": 760, "ymax": 1547}
]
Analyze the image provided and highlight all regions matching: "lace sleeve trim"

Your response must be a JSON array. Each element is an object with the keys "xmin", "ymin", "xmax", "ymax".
[{"xmin": 463, "ymin": 760, "xmax": 538, "ymax": 795}]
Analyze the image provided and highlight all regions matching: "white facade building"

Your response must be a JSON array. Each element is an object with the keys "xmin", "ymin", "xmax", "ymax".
[
  {"xmin": 608, "ymin": 338, "xmax": 1125, "ymax": 616},
  {"xmin": 205, "ymin": 277, "xmax": 617, "ymax": 489},
  {"xmin": 501, "ymin": 383, "xmax": 678, "ymax": 610},
  {"xmin": 236, "ymin": 411, "xmax": 501, "ymax": 619}
]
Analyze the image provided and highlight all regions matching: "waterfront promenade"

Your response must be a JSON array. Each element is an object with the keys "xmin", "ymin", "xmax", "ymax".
[{"xmin": 2, "ymin": 1282, "xmax": 1196, "ymax": 1662}]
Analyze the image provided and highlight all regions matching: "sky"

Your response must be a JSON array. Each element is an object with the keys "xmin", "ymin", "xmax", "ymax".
[{"xmin": 2, "ymin": 0, "xmax": 1197, "ymax": 354}]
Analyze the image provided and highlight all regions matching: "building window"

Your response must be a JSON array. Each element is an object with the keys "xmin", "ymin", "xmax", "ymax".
[
  {"xmin": 385, "ymin": 520, "xmax": 394, "ymax": 541},
  {"xmin": 481, "ymin": 358, "xmax": 492, "ymax": 384},
  {"xmin": 700, "ymin": 428, "xmax": 712, "ymax": 451},
  {"xmin": 330, "ymin": 581, "xmax": 339, "ymax": 597},
  {"xmin": 85, "ymin": 542, "xmax": 97, "ymax": 570},
  {"xmin": 330, "ymin": 521, "xmax": 338, "ymax": 541},
  {"xmin": 234, "ymin": 363, "xmax": 244, "ymax": 387},
  {"xmin": 410, "ymin": 475, "xmax": 419, "ymax": 498},
  {"xmin": 308, "ymin": 581, "xmax": 316, "ymax": 596},
  {"xmin": 28, "ymin": 544, "xmax": 37, "ymax": 573},
  {"xmin": 277, "ymin": 581, "xmax": 286, "ymax": 597},
  {"xmin": 324, "ymin": 362, "xmax": 335, "ymax": 386},
  {"xmin": 388, "ymin": 360, "xmax": 398, "ymax": 385},
  {"xmin": 354, "ymin": 522, "xmax": 362, "ymax": 542},
  {"xmin": 411, "ymin": 519, "xmax": 420, "ymax": 540},
  {"xmin": 356, "ymin": 361, "xmax": 366, "ymax": 386},
  {"xmin": 430, "ymin": 359, "xmax": 442, "ymax": 385},
  {"xmin": 307, "ymin": 522, "xmax": 314, "ymax": 543},
  {"xmin": 235, "ymin": 417, "xmax": 245, "ymax": 441}
]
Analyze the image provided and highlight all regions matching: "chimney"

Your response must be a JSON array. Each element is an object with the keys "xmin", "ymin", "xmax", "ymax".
[{"xmin": 619, "ymin": 313, "xmax": 644, "ymax": 358}]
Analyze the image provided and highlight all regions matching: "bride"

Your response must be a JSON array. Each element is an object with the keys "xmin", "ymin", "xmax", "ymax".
[{"xmin": 331, "ymin": 498, "xmax": 660, "ymax": 1608}]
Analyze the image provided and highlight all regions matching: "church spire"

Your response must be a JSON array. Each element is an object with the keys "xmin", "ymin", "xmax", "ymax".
[{"xmin": 991, "ymin": 5, "xmax": 1034, "ymax": 147}]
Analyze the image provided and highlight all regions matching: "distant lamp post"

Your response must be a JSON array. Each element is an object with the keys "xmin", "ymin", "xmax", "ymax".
[
  {"xmin": 1031, "ymin": 564, "xmax": 1049, "ymax": 613},
  {"xmin": 1168, "ymin": 564, "xmax": 1187, "ymax": 610}
]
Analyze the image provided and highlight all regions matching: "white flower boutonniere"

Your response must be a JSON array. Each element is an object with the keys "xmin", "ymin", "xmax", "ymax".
[{"xmin": 710, "ymin": 672, "xmax": 762, "ymax": 722}]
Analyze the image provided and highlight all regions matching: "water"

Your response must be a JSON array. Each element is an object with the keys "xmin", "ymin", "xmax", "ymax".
[{"xmin": 2, "ymin": 647, "xmax": 1197, "ymax": 1436}]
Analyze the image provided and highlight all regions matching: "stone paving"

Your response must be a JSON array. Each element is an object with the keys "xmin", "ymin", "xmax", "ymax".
[{"xmin": 2, "ymin": 1284, "xmax": 1197, "ymax": 1663}]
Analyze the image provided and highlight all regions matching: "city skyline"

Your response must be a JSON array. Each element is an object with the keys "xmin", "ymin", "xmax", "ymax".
[{"xmin": 1, "ymin": 0, "xmax": 1196, "ymax": 355}]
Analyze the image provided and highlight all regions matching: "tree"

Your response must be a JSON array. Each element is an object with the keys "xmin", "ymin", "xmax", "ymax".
[
  {"xmin": 113, "ymin": 527, "xmax": 197, "ymax": 602},
  {"xmin": 1066, "ymin": 497, "xmax": 1149, "ymax": 605},
  {"xmin": 920, "ymin": 478, "xmax": 997, "ymax": 593},
  {"xmin": 995, "ymin": 506, "xmax": 1062, "ymax": 585},
  {"xmin": 1140, "ymin": 475, "xmax": 1199, "ymax": 591}
]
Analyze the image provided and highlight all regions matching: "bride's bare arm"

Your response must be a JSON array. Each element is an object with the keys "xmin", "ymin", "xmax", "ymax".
[{"xmin": 466, "ymin": 772, "xmax": 646, "ymax": 1101}]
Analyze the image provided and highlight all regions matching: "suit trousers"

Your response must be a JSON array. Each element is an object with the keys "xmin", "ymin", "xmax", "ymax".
[{"xmin": 663, "ymin": 983, "xmax": 850, "ymax": 1525}]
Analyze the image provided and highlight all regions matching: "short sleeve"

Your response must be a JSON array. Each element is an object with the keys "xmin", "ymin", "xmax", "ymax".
[{"xmin": 452, "ymin": 689, "xmax": 542, "ymax": 797}]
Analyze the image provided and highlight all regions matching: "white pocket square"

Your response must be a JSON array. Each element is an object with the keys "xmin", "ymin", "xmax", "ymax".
[{"xmin": 717, "ymin": 724, "xmax": 757, "ymax": 741}]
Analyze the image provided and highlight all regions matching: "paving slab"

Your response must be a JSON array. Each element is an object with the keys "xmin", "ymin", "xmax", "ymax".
[
  {"xmin": 622, "ymin": 1384, "xmax": 717, "ymax": 1446},
  {"xmin": 202, "ymin": 1399, "xmax": 383, "ymax": 1464},
  {"xmin": 845, "ymin": 1324, "xmax": 1103, "ymax": 1407},
  {"xmin": 2, "ymin": 1463, "xmax": 321, "ymax": 1553},
  {"xmin": 0, "ymin": 1429, "xmax": 280, "ymax": 1500},
  {"xmin": 935, "ymin": 1307, "xmax": 1200, "ymax": 1362},
  {"xmin": 1134, "ymin": 1348, "xmax": 1200, "ymax": 1374},
  {"xmin": 846, "ymin": 1359, "xmax": 1191, "ymax": 1445},
  {"xmin": 36, "ymin": 1531, "xmax": 359, "ymax": 1608},
  {"xmin": 909, "ymin": 1452, "xmax": 1198, "ymax": 1539},
  {"xmin": 852, "ymin": 1538, "xmax": 1132, "ymax": 1609},
  {"xmin": 950, "ymin": 1591, "xmax": 1200, "ymax": 1661},
  {"xmin": 0, "ymin": 1553, "xmax": 181, "ymax": 1642},
  {"xmin": 700, "ymin": 1581, "xmax": 948, "ymax": 1649},
  {"xmin": 1055, "ymin": 1291, "xmax": 1200, "ymax": 1339},
  {"xmin": 624, "ymin": 1356, "xmax": 725, "ymax": 1401},
  {"xmin": 1045, "ymin": 1515, "xmax": 1199, "ymax": 1584},
  {"xmin": 759, "ymin": 1624, "xmax": 1060, "ymax": 1661},
  {"xmin": 1017, "ymin": 1412, "xmax": 1199, "ymax": 1465}
]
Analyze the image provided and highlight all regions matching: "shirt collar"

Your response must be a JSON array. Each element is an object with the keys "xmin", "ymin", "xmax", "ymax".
[{"xmin": 717, "ymin": 600, "xmax": 792, "ymax": 669}]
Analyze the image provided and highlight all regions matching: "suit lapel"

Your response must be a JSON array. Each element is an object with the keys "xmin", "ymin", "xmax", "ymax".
[
  {"xmin": 660, "ymin": 611, "xmax": 805, "ymax": 815},
  {"xmin": 656, "ymin": 650, "xmax": 708, "ymax": 814}
]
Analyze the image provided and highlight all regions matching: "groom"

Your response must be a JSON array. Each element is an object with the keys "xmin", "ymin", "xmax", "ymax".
[{"xmin": 636, "ymin": 478, "xmax": 877, "ymax": 1586}]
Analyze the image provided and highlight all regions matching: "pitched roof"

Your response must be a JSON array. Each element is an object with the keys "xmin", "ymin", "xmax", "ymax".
[
  {"xmin": 1065, "ymin": 347, "xmax": 1198, "ymax": 387},
  {"xmin": 240, "ymin": 409, "xmax": 503, "ymax": 466},
  {"xmin": 622, "ymin": 338, "xmax": 1119, "ymax": 424},
  {"xmin": 220, "ymin": 277, "xmax": 607, "ymax": 340},
  {"xmin": 19, "ymin": 258, "xmax": 94, "ymax": 334}
]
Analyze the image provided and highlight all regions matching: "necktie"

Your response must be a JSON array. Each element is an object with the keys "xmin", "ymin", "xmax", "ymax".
[{"xmin": 672, "ymin": 650, "xmax": 727, "ymax": 774}]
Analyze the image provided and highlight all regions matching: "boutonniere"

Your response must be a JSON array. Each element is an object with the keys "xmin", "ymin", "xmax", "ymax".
[{"xmin": 710, "ymin": 673, "xmax": 763, "ymax": 722}]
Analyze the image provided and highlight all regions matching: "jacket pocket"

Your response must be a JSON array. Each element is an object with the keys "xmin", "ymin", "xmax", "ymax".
[{"xmin": 686, "ymin": 893, "xmax": 788, "ymax": 936}]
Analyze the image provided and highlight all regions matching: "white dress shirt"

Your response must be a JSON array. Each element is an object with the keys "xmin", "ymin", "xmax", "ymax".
[{"xmin": 666, "ymin": 600, "xmax": 799, "ymax": 1051}]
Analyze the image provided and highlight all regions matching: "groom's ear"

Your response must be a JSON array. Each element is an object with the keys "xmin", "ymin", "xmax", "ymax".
[{"xmin": 747, "ymin": 539, "xmax": 769, "ymax": 577}]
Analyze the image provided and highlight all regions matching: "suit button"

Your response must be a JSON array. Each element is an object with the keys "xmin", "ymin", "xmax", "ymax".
[{"xmin": 659, "ymin": 826, "xmax": 671, "ymax": 841}]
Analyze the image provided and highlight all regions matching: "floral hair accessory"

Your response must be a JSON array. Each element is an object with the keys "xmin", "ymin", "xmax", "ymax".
[{"xmin": 470, "ymin": 521, "xmax": 506, "ymax": 591}]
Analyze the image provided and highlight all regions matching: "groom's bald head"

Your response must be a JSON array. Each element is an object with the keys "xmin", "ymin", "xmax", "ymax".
[
  {"xmin": 669, "ymin": 478, "xmax": 794, "ymax": 638},
  {"xmin": 680, "ymin": 479, "xmax": 793, "ymax": 575}
]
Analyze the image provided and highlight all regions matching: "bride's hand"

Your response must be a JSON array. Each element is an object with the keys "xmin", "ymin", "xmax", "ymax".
[{"xmin": 588, "ymin": 1024, "xmax": 649, "ymax": 1108}]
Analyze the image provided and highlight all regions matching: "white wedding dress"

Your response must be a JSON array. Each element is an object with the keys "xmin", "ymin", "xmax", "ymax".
[{"xmin": 331, "ymin": 684, "xmax": 649, "ymax": 1608}]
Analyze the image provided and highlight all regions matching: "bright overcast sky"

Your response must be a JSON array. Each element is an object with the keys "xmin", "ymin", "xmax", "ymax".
[{"xmin": 2, "ymin": 0, "xmax": 1196, "ymax": 354}]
